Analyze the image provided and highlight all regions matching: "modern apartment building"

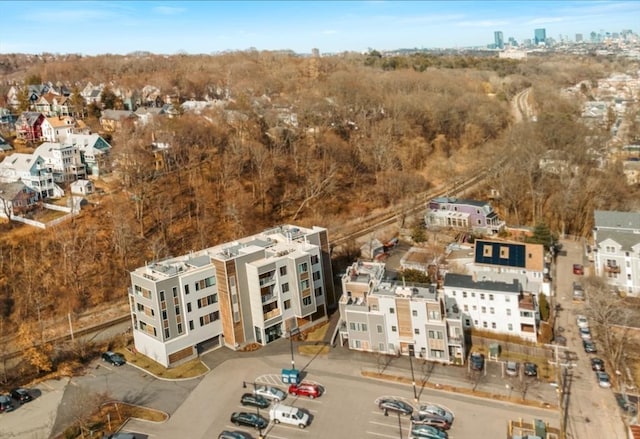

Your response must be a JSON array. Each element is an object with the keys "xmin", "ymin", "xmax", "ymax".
[
  {"xmin": 494, "ymin": 31, "xmax": 504, "ymax": 49},
  {"xmin": 425, "ymin": 197, "xmax": 505, "ymax": 235},
  {"xmin": 129, "ymin": 224, "xmax": 334, "ymax": 367},
  {"xmin": 593, "ymin": 210, "xmax": 640, "ymax": 296},
  {"xmin": 534, "ymin": 28, "xmax": 547, "ymax": 45},
  {"xmin": 442, "ymin": 272, "xmax": 539, "ymax": 342},
  {"xmin": 338, "ymin": 261, "xmax": 465, "ymax": 365}
]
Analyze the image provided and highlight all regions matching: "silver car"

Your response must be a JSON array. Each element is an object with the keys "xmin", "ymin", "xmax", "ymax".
[
  {"xmin": 417, "ymin": 404, "xmax": 454, "ymax": 424},
  {"xmin": 253, "ymin": 385, "xmax": 286, "ymax": 402}
]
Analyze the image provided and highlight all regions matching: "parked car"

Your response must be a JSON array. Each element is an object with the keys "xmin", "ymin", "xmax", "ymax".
[
  {"xmin": 288, "ymin": 382, "xmax": 322, "ymax": 399},
  {"xmin": 573, "ymin": 282, "xmax": 585, "ymax": 301},
  {"xmin": 230, "ymin": 412, "xmax": 268, "ymax": 430},
  {"xmin": 240, "ymin": 393, "xmax": 270, "ymax": 409},
  {"xmin": 411, "ymin": 414, "xmax": 451, "ymax": 430},
  {"xmin": 417, "ymin": 404, "xmax": 454, "ymax": 424},
  {"xmin": 378, "ymin": 398, "xmax": 414, "ymax": 416},
  {"xmin": 553, "ymin": 335, "xmax": 567, "ymax": 346},
  {"xmin": 579, "ymin": 326, "xmax": 592, "ymax": 340},
  {"xmin": 410, "ymin": 424, "xmax": 449, "ymax": 439},
  {"xmin": 102, "ymin": 351, "xmax": 126, "ymax": 366},
  {"xmin": 218, "ymin": 431, "xmax": 252, "ymax": 439},
  {"xmin": 253, "ymin": 385, "xmax": 286, "ymax": 402},
  {"xmin": 0, "ymin": 395, "xmax": 16, "ymax": 413},
  {"xmin": 106, "ymin": 434, "xmax": 138, "ymax": 439},
  {"xmin": 9, "ymin": 388, "xmax": 32, "ymax": 403},
  {"xmin": 524, "ymin": 362, "xmax": 538, "ymax": 377},
  {"xmin": 576, "ymin": 315, "xmax": 589, "ymax": 329},
  {"xmin": 505, "ymin": 361, "xmax": 519, "ymax": 377},
  {"xmin": 269, "ymin": 403, "xmax": 310, "ymax": 428},
  {"xmin": 616, "ymin": 394, "xmax": 638, "ymax": 415},
  {"xmin": 469, "ymin": 352, "xmax": 485, "ymax": 371},
  {"xmin": 596, "ymin": 371, "xmax": 611, "ymax": 388},
  {"xmin": 590, "ymin": 358, "xmax": 605, "ymax": 371},
  {"xmin": 573, "ymin": 264, "xmax": 584, "ymax": 275},
  {"xmin": 583, "ymin": 340, "xmax": 597, "ymax": 353}
]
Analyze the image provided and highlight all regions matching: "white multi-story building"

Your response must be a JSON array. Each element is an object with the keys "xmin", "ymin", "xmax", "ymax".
[
  {"xmin": 33, "ymin": 141, "xmax": 86, "ymax": 183},
  {"xmin": 338, "ymin": 261, "xmax": 465, "ymax": 364},
  {"xmin": 129, "ymin": 225, "xmax": 334, "ymax": 367},
  {"xmin": 593, "ymin": 210, "xmax": 640, "ymax": 296},
  {"xmin": 0, "ymin": 152, "xmax": 62, "ymax": 199},
  {"xmin": 443, "ymin": 272, "xmax": 539, "ymax": 342}
]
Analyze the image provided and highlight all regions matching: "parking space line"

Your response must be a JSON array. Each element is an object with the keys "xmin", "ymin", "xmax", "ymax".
[
  {"xmin": 272, "ymin": 424, "xmax": 310, "ymax": 433},
  {"xmin": 366, "ymin": 431, "xmax": 402, "ymax": 438},
  {"xmin": 369, "ymin": 420, "xmax": 407, "ymax": 429}
]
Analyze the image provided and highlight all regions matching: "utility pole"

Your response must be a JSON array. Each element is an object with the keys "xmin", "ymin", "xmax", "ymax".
[{"xmin": 408, "ymin": 344, "xmax": 418, "ymax": 402}]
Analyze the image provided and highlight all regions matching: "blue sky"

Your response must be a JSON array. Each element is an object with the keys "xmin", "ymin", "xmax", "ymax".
[{"xmin": 1, "ymin": 1, "xmax": 638, "ymax": 55}]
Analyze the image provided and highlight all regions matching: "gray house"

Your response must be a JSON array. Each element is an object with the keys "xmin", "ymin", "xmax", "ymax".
[{"xmin": 425, "ymin": 197, "xmax": 505, "ymax": 235}]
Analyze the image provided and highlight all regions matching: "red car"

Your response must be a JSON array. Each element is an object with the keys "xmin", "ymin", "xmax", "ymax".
[
  {"xmin": 288, "ymin": 382, "xmax": 322, "ymax": 399},
  {"xmin": 573, "ymin": 264, "xmax": 584, "ymax": 275}
]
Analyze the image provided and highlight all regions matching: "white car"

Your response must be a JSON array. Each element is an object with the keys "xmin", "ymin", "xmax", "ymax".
[
  {"xmin": 254, "ymin": 385, "xmax": 286, "ymax": 402},
  {"xmin": 596, "ymin": 371, "xmax": 611, "ymax": 388},
  {"xmin": 576, "ymin": 315, "xmax": 589, "ymax": 329}
]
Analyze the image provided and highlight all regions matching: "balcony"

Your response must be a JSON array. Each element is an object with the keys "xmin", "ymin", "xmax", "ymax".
[
  {"xmin": 605, "ymin": 264, "xmax": 621, "ymax": 274},
  {"xmin": 263, "ymin": 308, "xmax": 281, "ymax": 322},
  {"xmin": 259, "ymin": 276, "xmax": 276, "ymax": 287},
  {"xmin": 261, "ymin": 293, "xmax": 277, "ymax": 304},
  {"xmin": 447, "ymin": 335, "xmax": 463, "ymax": 345}
]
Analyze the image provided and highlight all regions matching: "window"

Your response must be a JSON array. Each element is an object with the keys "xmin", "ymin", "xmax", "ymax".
[
  {"xmin": 474, "ymin": 320, "xmax": 478, "ymax": 326},
  {"xmin": 483, "ymin": 321, "xmax": 488, "ymax": 328},
  {"xmin": 284, "ymin": 299, "xmax": 291, "ymax": 310},
  {"xmin": 471, "ymin": 292, "xmax": 476, "ymax": 298},
  {"xmin": 371, "ymin": 304, "xmax": 378, "ymax": 311},
  {"xmin": 489, "ymin": 294, "xmax": 494, "ymax": 301},
  {"xmin": 195, "ymin": 276, "xmax": 216, "ymax": 291},
  {"xmin": 465, "ymin": 319, "xmax": 471, "ymax": 326},
  {"xmin": 377, "ymin": 325, "xmax": 383, "ymax": 334},
  {"xmin": 429, "ymin": 310, "xmax": 440, "ymax": 320},
  {"xmin": 412, "ymin": 310, "xmax": 418, "ymax": 317},
  {"xmin": 481, "ymin": 306, "xmax": 486, "ymax": 314},
  {"xmin": 491, "ymin": 322, "xmax": 496, "ymax": 329},
  {"xmin": 198, "ymin": 294, "xmax": 218, "ymax": 308},
  {"xmin": 361, "ymin": 323, "xmax": 368, "ymax": 331},
  {"xmin": 311, "ymin": 255, "xmax": 319, "ymax": 264},
  {"xmin": 483, "ymin": 246, "xmax": 493, "ymax": 257},
  {"xmin": 199, "ymin": 311, "xmax": 220, "ymax": 326},
  {"xmin": 463, "ymin": 291, "xmax": 467, "ymax": 298},
  {"xmin": 159, "ymin": 291, "xmax": 165, "ymax": 301},
  {"xmin": 282, "ymin": 283, "xmax": 290, "ymax": 293},
  {"xmin": 302, "ymin": 296, "xmax": 312, "ymax": 306},
  {"xmin": 184, "ymin": 284, "xmax": 190, "ymax": 295},
  {"xmin": 298, "ymin": 262, "xmax": 308, "ymax": 273},
  {"xmin": 452, "ymin": 291, "xmax": 456, "ymax": 296},
  {"xmin": 463, "ymin": 304, "xmax": 469, "ymax": 312},
  {"xmin": 300, "ymin": 279, "xmax": 310, "ymax": 290},
  {"xmin": 175, "ymin": 306, "xmax": 180, "ymax": 315},
  {"xmin": 379, "ymin": 343, "xmax": 385, "ymax": 352},
  {"xmin": 162, "ymin": 310, "xmax": 167, "ymax": 320},
  {"xmin": 187, "ymin": 303, "xmax": 192, "ymax": 312},
  {"xmin": 391, "ymin": 325, "xmax": 397, "ymax": 332},
  {"xmin": 189, "ymin": 320, "xmax": 194, "ymax": 330},
  {"xmin": 500, "ymin": 246, "xmax": 509, "ymax": 259},
  {"xmin": 177, "ymin": 323, "xmax": 183, "ymax": 334},
  {"xmin": 505, "ymin": 296, "xmax": 510, "ymax": 302},
  {"xmin": 480, "ymin": 293, "xmax": 485, "ymax": 300},
  {"xmin": 312, "ymin": 271, "xmax": 321, "ymax": 281},
  {"xmin": 389, "ymin": 307, "xmax": 395, "ymax": 314},
  {"xmin": 508, "ymin": 323, "xmax": 513, "ymax": 331},
  {"xmin": 349, "ymin": 322, "xmax": 356, "ymax": 330},
  {"xmin": 134, "ymin": 285, "xmax": 152, "ymax": 299},
  {"xmin": 280, "ymin": 266, "xmax": 287, "ymax": 276},
  {"xmin": 164, "ymin": 328, "xmax": 170, "ymax": 339},
  {"xmin": 353, "ymin": 340, "xmax": 361, "ymax": 349},
  {"xmin": 490, "ymin": 307, "xmax": 495, "ymax": 314},
  {"xmin": 414, "ymin": 328, "xmax": 420, "ymax": 335},
  {"xmin": 315, "ymin": 287, "xmax": 323, "ymax": 297},
  {"xmin": 172, "ymin": 287, "xmax": 177, "ymax": 297},
  {"xmin": 472, "ymin": 305, "xmax": 477, "ymax": 311}
]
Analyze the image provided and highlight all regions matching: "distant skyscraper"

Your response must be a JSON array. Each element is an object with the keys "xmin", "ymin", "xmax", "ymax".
[
  {"xmin": 494, "ymin": 31, "xmax": 504, "ymax": 49},
  {"xmin": 534, "ymin": 28, "xmax": 546, "ymax": 45},
  {"xmin": 576, "ymin": 33, "xmax": 583, "ymax": 43}
]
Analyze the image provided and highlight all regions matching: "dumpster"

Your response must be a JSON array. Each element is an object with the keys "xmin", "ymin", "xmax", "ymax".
[{"xmin": 281, "ymin": 368, "xmax": 300, "ymax": 384}]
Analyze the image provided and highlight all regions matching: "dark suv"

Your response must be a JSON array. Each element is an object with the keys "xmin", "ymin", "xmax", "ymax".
[
  {"xmin": 102, "ymin": 351, "xmax": 126, "ymax": 366},
  {"xmin": 470, "ymin": 352, "xmax": 485, "ymax": 371},
  {"xmin": 10, "ymin": 388, "xmax": 32, "ymax": 403}
]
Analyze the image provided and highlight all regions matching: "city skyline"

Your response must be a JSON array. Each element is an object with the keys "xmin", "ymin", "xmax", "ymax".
[{"xmin": 1, "ymin": 1, "xmax": 639, "ymax": 55}]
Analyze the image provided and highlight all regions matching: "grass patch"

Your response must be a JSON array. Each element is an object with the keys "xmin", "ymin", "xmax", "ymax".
[
  {"xmin": 303, "ymin": 322, "xmax": 329, "ymax": 342},
  {"xmin": 298, "ymin": 345, "xmax": 329, "ymax": 356},
  {"xmin": 118, "ymin": 348, "xmax": 208, "ymax": 378}
]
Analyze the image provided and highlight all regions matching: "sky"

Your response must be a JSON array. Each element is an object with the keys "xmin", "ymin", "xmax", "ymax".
[{"xmin": 1, "ymin": 1, "xmax": 639, "ymax": 55}]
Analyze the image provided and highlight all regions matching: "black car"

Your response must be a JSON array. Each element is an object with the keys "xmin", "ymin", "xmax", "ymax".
[
  {"xmin": 591, "ymin": 358, "xmax": 605, "ymax": 371},
  {"xmin": 240, "ymin": 393, "xmax": 270, "ymax": 409},
  {"xmin": 230, "ymin": 412, "xmax": 268, "ymax": 430},
  {"xmin": 102, "ymin": 351, "xmax": 126, "ymax": 366},
  {"xmin": 378, "ymin": 398, "xmax": 414, "ymax": 416},
  {"xmin": 524, "ymin": 362, "xmax": 538, "ymax": 377},
  {"xmin": 0, "ymin": 394, "xmax": 16, "ymax": 413},
  {"xmin": 469, "ymin": 352, "xmax": 485, "ymax": 371},
  {"xmin": 10, "ymin": 388, "xmax": 32, "ymax": 403},
  {"xmin": 218, "ymin": 431, "xmax": 253, "ymax": 439},
  {"xmin": 583, "ymin": 340, "xmax": 597, "ymax": 353}
]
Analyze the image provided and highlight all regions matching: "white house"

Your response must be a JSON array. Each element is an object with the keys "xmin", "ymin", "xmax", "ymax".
[
  {"xmin": 64, "ymin": 133, "xmax": 112, "ymax": 177},
  {"xmin": 0, "ymin": 153, "xmax": 63, "ymax": 199},
  {"xmin": 33, "ymin": 142, "xmax": 86, "ymax": 183},
  {"xmin": 41, "ymin": 116, "xmax": 77, "ymax": 142}
]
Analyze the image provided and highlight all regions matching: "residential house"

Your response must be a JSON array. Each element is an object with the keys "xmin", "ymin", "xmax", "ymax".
[
  {"xmin": 100, "ymin": 109, "xmax": 135, "ymax": 132},
  {"xmin": 470, "ymin": 239, "xmax": 548, "ymax": 296},
  {"xmin": 81, "ymin": 83, "xmax": 103, "ymax": 105},
  {"xmin": 15, "ymin": 112, "xmax": 45, "ymax": 143},
  {"xmin": 33, "ymin": 142, "xmax": 86, "ymax": 183},
  {"xmin": 128, "ymin": 224, "xmax": 334, "ymax": 367},
  {"xmin": 337, "ymin": 261, "xmax": 465, "ymax": 364},
  {"xmin": 442, "ymin": 272, "xmax": 539, "ymax": 342},
  {"xmin": 6, "ymin": 86, "xmax": 20, "ymax": 109},
  {"xmin": 593, "ymin": 210, "xmax": 640, "ymax": 296},
  {"xmin": 41, "ymin": 116, "xmax": 77, "ymax": 142},
  {"xmin": 134, "ymin": 107, "xmax": 164, "ymax": 126},
  {"xmin": 64, "ymin": 133, "xmax": 112, "ymax": 177},
  {"xmin": 0, "ymin": 153, "xmax": 62, "ymax": 199},
  {"xmin": 70, "ymin": 179, "xmax": 94, "ymax": 196},
  {"xmin": 425, "ymin": 197, "xmax": 505, "ymax": 235},
  {"xmin": 0, "ymin": 181, "xmax": 38, "ymax": 217},
  {"xmin": 0, "ymin": 108, "xmax": 17, "ymax": 131}
]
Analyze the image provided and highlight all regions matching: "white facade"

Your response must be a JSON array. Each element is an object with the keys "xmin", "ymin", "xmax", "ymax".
[
  {"xmin": 443, "ymin": 272, "xmax": 538, "ymax": 342},
  {"xmin": 0, "ymin": 153, "xmax": 62, "ymax": 199},
  {"xmin": 34, "ymin": 142, "xmax": 86, "ymax": 183},
  {"xmin": 593, "ymin": 210, "xmax": 640, "ymax": 296}
]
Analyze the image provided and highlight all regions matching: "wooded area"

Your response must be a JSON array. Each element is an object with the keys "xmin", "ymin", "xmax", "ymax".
[{"xmin": 0, "ymin": 50, "xmax": 639, "ymax": 344}]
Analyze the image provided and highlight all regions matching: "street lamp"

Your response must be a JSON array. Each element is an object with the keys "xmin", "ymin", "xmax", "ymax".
[
  {"xmin": 242, "ymin": 381, "xmax": 264, "ymax": 439},
  {"xmin": 408, "ymin": 344, "xmax": 418, "ymax": 402},
  {"xmin": 289, "ymin": 327, "xmax": 299, "ymax": 370}
]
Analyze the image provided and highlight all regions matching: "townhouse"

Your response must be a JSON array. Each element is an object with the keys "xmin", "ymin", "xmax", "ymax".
[
  {"xmin": 425, "ymin": 196, "xmax": 505, "ymax": 235},
  {"xmin": 593, "ymin": 210, "xmax": 640, "ymax": 296},
  {"xmin": 128, "ymin": 225, "xmax": 334, "ymax": 367},
  {"xmin": 64, "ymin": 133, "xmax": 112, "ymax": 177},
  {"xmin": 338, "ymin": 261, "xmax": 465, "ymax": 364},
  {"xmin": 33, "ymin": 142, "xmax": 86, "ymax": 183},
  {"xmin": 0, "ymin": 153, "xmax": 61, "ymax": 199},
  {"xmin": 442, "ymin": 272, "xmax": 539, "ymax": 342}
]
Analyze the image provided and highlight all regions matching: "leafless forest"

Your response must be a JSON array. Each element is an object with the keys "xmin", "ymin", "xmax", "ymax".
[{"xmin": 0, "ymin": 51, "xmax": 639, "ymax": 337}]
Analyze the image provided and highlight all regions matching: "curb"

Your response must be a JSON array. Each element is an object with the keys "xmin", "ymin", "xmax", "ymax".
[{"xmin": 124, "ymin": 358, "xmax": 211, "ymax": 382}]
